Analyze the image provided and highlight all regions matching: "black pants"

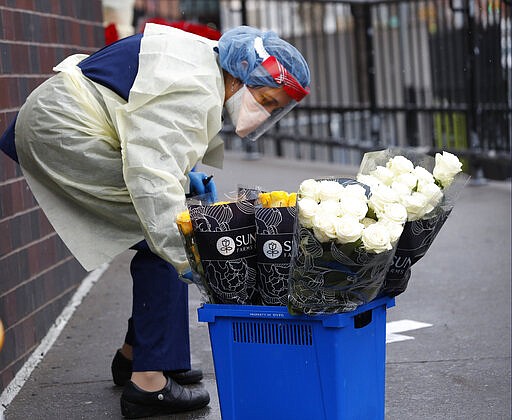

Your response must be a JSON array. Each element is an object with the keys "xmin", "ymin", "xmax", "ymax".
[{"xmin": 125, "ymin": 241, "xmax": 191, "ymax": 372}]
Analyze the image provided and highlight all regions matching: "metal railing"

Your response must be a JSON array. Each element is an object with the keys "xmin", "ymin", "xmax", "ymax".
[{"xmin": 183, "ymin": 0, "xmax": 512, "ymax": 178}]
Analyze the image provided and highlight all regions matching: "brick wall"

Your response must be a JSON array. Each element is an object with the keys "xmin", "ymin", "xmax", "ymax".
[{"xmin": 0, "ymin": 0, "xmax": 105, "ymax": 393}]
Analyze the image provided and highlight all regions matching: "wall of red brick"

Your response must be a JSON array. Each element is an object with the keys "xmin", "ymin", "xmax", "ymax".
[{"xmin": 0, "ymin": 0, "xmax": 105, "ymax": 393}]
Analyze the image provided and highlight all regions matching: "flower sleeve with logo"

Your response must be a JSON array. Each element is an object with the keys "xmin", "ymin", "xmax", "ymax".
[
  {"xmin": 357, "ymin": 148, "xmax": 469, "ymax": 297},
  {"xmin": 288, "ymin": 178, "xmax": 402, "ymax": 315},
  {"xmin": 187, "ymin": 198, "xmax": 259, "ymax": 304},
  {"xmin": 255, "ymin": 191, "xmax": 297, "ymax": 306}
]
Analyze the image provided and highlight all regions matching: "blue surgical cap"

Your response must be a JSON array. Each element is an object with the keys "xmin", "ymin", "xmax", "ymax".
[{"xmin": 217, "ymin": 26, "xmax": 311, "ymax": 90}]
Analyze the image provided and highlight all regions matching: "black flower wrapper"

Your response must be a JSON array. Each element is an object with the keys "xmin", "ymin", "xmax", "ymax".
[
  {"xmin": 288, "ymin": 224, "xmax": 396, "ymax": 315},
  {"xmin": 379, "ymin": 210, "xmax": 451, "ymax": 297},
  {"xmin": 188, "ymin": 200, "xmax": 259, "ymax": 305},
  {"xmin": 379, "ymin": 174, "xmax": 468, "ymax": 297},
  {"xmin": 255, "ymin": 206, "xmax": 296, "ymax": 306}
]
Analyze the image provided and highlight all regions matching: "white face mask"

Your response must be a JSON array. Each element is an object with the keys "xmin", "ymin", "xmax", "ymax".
[
  {"xmin": 224, "ymin": 85, "xmax": 271, "ymax": 138},
  {"xmin": 224, "ymin": 86, "xmax": 243, "ymax": 127},
  {"xmin": 235, "ymin": 86, "xmax": 271, "ymax": 138}
]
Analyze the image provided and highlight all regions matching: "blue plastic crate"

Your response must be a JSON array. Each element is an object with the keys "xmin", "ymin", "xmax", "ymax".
[{"xmin": 198, "ymin": 296, "xmax": 395, "ymax": 420}]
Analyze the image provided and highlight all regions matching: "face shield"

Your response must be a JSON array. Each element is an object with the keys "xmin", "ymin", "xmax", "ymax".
[{"xmin": 237, "ymin": 37, "xmax": 310, "ymax": 142}]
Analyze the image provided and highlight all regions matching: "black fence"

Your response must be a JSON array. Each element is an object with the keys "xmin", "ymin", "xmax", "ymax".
[{"xmin": 179, "ymin": 0, "xmax": 511, "ymax": 179}]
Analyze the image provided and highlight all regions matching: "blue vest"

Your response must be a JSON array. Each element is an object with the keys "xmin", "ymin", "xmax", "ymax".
[{"xmin": 0, "ymin": 34, "xmax": 143, "ymax": 163}]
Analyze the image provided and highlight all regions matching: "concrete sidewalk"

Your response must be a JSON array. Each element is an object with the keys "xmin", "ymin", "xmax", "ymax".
[{"xmin": 3, "ymin": 151, "xmax": 511, "ymax": 419}]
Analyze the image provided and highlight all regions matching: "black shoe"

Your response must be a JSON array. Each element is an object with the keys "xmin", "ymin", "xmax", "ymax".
[
  {"xmin": 166, "ymin": 368, "xmax": 203, "ymax": 385},
  {"xmin": 111, "ymin": 349, "xmax": 203, "ymax": 386},
  {"xmin": 120, "ymin": 378, "xmax": 210, "ymax": 418}
]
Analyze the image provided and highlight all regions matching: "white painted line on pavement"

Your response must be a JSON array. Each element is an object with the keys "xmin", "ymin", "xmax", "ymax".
[
  {"xmin": 386, "ymin": 333, "xmax": 416, "ymax": 343},
  {"xmin": 0, "ymin": 263, "xmax": 110, "ymax": 416},
  {"xmin": 386, "ymin": 319, "xmax": 433, "ymax": 343},
  {"xmin": 387, "ymin": 319, "xmax": 433, "ymax": 333}
]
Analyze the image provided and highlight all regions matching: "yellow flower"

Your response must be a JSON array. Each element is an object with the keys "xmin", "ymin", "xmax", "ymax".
[
  {"xmin": 176, "ymin": 210, "xmax": 193, "ymax": 235},
  {"xmin": 259, "ymin": 191, "xmax": 298, "ymax": 207},
  {"xmin": 287, "ymin": 192, "xmax": 297, "ymax": 207},
  {"xmin": 270, "ymin": 191, "xmax": 289, "ymax": 207},
  {"xmin": 191, "ymin": 244, "xmax": 202, "ymax": 268},
  {"xmin": 259, "ymin": 193, "xmax": 272, "ymax": 208}
]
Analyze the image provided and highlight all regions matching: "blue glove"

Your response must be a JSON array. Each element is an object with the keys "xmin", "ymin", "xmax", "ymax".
[
  {"xmin": 180, "ymin": 270, "xmax": 194, "ymax": 283},
  {"xmin": 205, "ymin": 176, "xmax": 217, "ymax": 202},
  {"xmin": 188, "ymin": 171, "xmax": 217, "ymax": 201}
]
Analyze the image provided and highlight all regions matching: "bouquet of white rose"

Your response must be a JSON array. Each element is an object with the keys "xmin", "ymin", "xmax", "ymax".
[
  {"xmin": 357, "ymin": 148, "xmax": 469, "ymax": 297},
  {"xmin": 288, "ymin": 177, "xmax": 405, "ymax": 315}
]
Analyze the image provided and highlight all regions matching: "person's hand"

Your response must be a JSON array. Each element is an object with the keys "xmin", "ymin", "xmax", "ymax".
[{"xmin": 188, "ymin": 171, "xmax": 217, "ymax": 201}]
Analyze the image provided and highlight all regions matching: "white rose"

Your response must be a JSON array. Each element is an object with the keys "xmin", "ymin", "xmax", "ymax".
[
  {"xmin": 390, "ymin": 180, "xmax": 413, "ymax": 197},
  {"xmin": 370, "ymin": 166, "xmax": 394, "ymax": 186},
  {"xmin": 317, "ymin": 180, "xmax": 344, "ymax": 202},
  {"xmin": 377, "ymin": 202, "xmax": 408, "ymax": 225},
  {"xmin": 400, "ymin": 192, "xmax": 430, "ymax": 221},
  {"xmin": 379, "ymin": 220, "xmax": 404, "ymax": 244},
  {"xmin": 318, "ymin": 200, "xmax": 343, "ymax": 217},
  {"xmin": 343, "ymin": 184, "xmax": 368, "ymax": 201},
  {"xmin": 356, "ymin": 174, "xmax": 381, "ymax": 190},
  {"xmin": 433, "ymin": 151, "xmax": 463, "ymax": 188},
  {"xmin": 299, "ymin": 179, "xmax": 320, "ymax": 200},
  {"xmin": 417, "ymin": 182, "xmax": 443, "ymax": 214},
  {"xmin": 414, "ymin": 165, "xmax": 435, "ymax": 186},
  {"xmin": 340, "ymin": 196, "xmax": 368, "ymax": 220},
  {"xmin": 334, "ymin": 215, "xmax": 364, "ymax": 244},
  {"xmin": 386, "ymin": 155, "xmax": 414, "ymax": 175},
  {"xmin": 368, "ymin": 185, "xmax": 400, "ymax": 213},
  {"xmin": 395, "ymin": 172, "xmax": 418, "ymax": 190},
  {"xmin": 312, "ymin": 213, "xmax": 338, "ymax": 242},
  {"xmin": 362, "ymin": 223, "xmax": 393, "ymax": 254},
  {"xmin": 298, "ymin": 197, "xmax": 318, "ymax": 228}
]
